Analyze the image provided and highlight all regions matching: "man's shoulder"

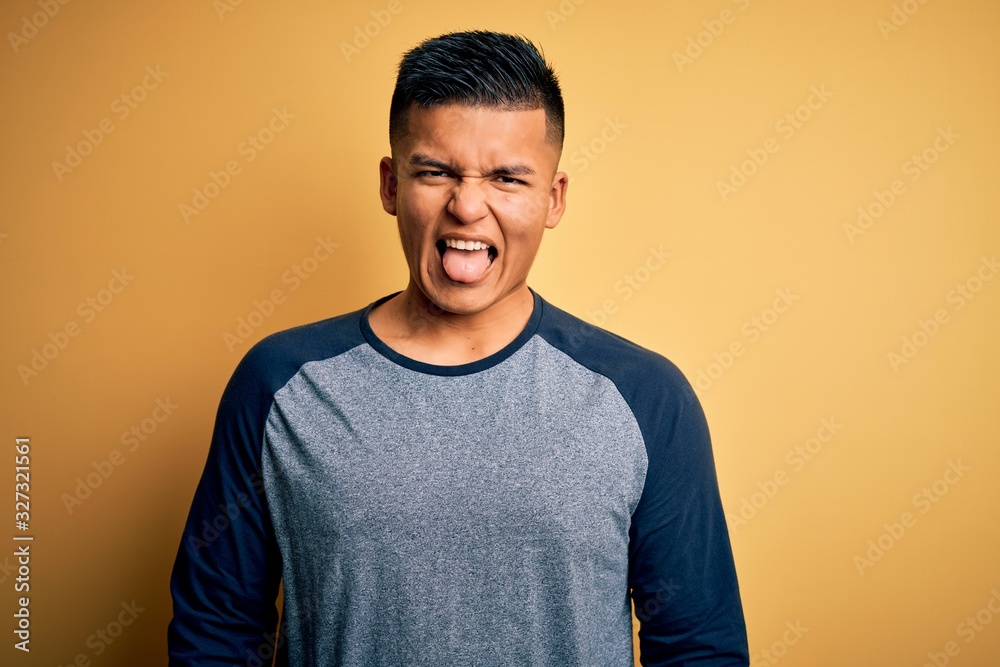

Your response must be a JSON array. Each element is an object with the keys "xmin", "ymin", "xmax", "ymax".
[
  {"xmin": 535, "ymin": 297, "xmax": 691, "ymax": 394},
  {"xmin": 535, "ymin": 296, "xmax": 705, "ymax": 449},
  {"xmin": 253, "ymin": 305, "xmax": 366, "ymax": 361},
  {"xmin": 226, "ymin": 303, "xmax": 369, "ymax": 398}
]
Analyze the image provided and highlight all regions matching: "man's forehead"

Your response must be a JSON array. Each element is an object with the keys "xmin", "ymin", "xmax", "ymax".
[
  {"xmin": 405, "ymin": 103, "xmax": 547, "ymax": 135},
  {"xmin": 397, "ymin": 104, "xmax": 556, "ymax": 167}
]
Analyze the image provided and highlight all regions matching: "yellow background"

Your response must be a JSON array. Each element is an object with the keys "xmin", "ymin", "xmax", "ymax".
[{"xmin": 2, "ymin": 0, "xmax": 998, "ymax": 665}]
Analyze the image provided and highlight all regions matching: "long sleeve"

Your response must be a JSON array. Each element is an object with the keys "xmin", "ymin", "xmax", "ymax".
[
  {"xmin": 628, "ymin": 374, "xmax": 749, "ymax": 665},
  {"xmin": 168, "ymin": 346, "xmax": 284, "ymax": 665}
]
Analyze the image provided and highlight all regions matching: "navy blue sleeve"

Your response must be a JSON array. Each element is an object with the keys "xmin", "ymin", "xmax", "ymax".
[
  {"xmin": 626, "ymin": 365, "xmax": 749, "ymax": 665},
  {"xmin": 167, "ymin": 343, "xmax": 284, "ymax": 665},
  {"xmin": 536, "ymin": 299, "xmax": 748, "ymax": 665}
]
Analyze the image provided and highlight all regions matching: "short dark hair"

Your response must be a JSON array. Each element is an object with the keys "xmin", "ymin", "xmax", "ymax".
[{"xmin": 388, "ymin": 31, "xmax": 564, "ymax": 152}]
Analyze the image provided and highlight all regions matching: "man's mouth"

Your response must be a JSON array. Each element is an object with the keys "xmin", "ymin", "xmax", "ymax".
[{"xmin": 436, "ymin": 239, "xmax": 498, "ymax": 284}]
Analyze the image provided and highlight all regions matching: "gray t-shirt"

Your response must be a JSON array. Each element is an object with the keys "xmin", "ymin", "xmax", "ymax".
[{"xmin": 168, "ymin": 291, "xmax": 748, "ymax": 666}]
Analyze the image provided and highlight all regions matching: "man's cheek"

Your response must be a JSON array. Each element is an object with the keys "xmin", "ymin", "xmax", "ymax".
[{"xmin": 500, "ymin": 193, "xmax": 541, "ymax": 221}]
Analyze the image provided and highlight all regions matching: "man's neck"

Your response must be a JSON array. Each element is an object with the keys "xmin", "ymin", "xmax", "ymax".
[{"xmin": 367, "ymin": 285, "xmax": 535, "ymax": 366}]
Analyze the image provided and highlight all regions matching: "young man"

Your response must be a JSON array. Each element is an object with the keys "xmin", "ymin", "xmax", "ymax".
[{"xmin": 168, "ymin": 31, "xmax": 749, "ymax": 666}]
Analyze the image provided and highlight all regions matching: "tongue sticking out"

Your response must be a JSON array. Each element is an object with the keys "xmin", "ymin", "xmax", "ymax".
[{"xmin": 441, "ymin": 247, "xmax": 491, "ymax": 283}]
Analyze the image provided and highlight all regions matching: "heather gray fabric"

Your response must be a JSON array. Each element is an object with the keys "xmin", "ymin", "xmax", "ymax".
[{"xmin": 261, "ymin": 337, "xmax": 648, "ymax": 666}]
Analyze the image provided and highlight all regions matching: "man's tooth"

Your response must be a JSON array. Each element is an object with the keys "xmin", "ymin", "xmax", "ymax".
[{"xmin": 442, "ymin": 239, "xmax": 492, "ymax": 251}]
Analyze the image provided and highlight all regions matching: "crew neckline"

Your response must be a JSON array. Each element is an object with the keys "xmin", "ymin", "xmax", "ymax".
[{"xmin": 359, "ymin": 289, "xmax": 544, "ymax": 376}]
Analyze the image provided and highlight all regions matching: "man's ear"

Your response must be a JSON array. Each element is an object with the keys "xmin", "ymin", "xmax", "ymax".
[
  {"xmin": 379, "ymin": 156, "xmax": 398, "ymax": 216},
  {"xmin": 545, "ymin": 171, "xmax": 568, "ymax": 230}
]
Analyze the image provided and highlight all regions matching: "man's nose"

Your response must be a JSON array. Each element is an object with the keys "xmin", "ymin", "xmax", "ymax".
[{"xmin": 446, "ymin": 179, "xmax": 489, "ymax": 224}]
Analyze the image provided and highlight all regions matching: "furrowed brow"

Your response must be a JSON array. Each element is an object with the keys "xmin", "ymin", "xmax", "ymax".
[
  {"xmin": 485, "ymin": 164, "xmax": 536, "ymax": 178},
  {"xmin": 409, "ymin": 153, "xmax": 455, "ymax": 172}
]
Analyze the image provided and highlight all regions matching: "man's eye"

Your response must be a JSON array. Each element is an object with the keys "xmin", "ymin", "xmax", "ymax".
[
  {"xmin": 496, "ymin": 176, "xmax": 525, "ymax": 185},
  {"xmin": 417, "ymin": 170, "xmax": 448, "ymax": 178}
]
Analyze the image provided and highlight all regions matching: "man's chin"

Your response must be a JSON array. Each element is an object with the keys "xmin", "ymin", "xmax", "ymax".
[{"xmin": 424, "ymin": 288, "xmax": 494, "ymax": 317}]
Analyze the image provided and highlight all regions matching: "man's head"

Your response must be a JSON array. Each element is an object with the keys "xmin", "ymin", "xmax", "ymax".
[
  {"xmin": 388, "ymin": 31, "xmax": 565, "ymax": 156},
  {"xmin": 379, "ymin": 31, "xmax": 569, "ymax": 319}
]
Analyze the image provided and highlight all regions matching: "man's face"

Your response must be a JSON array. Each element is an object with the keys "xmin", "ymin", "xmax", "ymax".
[{"xmin": 379, "ymin": 103, "xmax": 567, "ymax": 316}]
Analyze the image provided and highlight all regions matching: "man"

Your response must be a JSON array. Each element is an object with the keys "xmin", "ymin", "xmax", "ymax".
[{"xmin": 168, "ymin": 30, "xmax": 749, "ymax": 666}]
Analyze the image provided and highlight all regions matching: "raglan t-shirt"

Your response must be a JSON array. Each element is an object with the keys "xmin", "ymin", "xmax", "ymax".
[{"xmin": 167, "ymin": 290, "xmax": 749, "ymax": 666}]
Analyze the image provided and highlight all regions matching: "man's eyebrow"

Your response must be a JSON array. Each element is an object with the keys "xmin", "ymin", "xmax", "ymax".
[
  {"xmin": 408, "ymin": 153, "xmax": 536, "ymax": 177},
  {"xmin": 485, "ymin": 164, "xmax": 536, "ymax": 177},
  {"xmin": 409, "ymin": 153, "xmax": 455, "ymax": 172}
]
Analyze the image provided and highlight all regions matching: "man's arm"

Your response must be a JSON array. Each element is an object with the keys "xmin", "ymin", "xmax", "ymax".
[
  {"xmin": 168, "ymin": 348, "xmax": 283, "ymax": 665},
  {"xmin": 628, "ymin": 374, "xmax": 749, "ymax": 666}
]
